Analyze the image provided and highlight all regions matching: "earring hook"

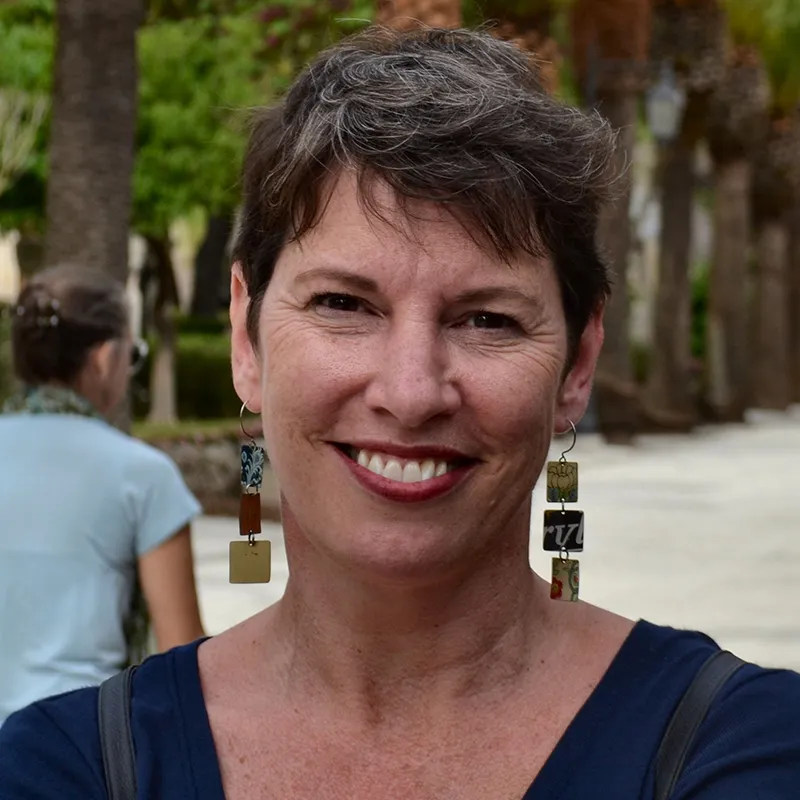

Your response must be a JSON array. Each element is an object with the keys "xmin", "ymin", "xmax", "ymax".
[
  {"xmin": 239, "ymin": 401, "xmax": 254, "ymax": 441},
  {"xmin": 557, "ymin": 419, "xmax": 577, "ymax": 460}
]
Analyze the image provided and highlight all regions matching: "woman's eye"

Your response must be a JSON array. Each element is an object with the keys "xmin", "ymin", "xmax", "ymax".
[
  {"xmin": 465, "ymin": 312, "xmax": 518, "ymax": 330},
  {"xmin": 311, "ymin": 293, "xmax": 363, "ymax": 313}
]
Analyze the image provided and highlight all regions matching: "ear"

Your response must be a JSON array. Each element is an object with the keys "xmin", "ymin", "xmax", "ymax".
[
  {"xmin": 92, "ymin": 340, "xmax": 119, "ymax": 382},
  {"xmin": 554, "ymin": 308, "xmax": 604, "ymax": 433},
  {"xmin": 230, "ymin": 262, "xmax": 263, "ymax": 413}
]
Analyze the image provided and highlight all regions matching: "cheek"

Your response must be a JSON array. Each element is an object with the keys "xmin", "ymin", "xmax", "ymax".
[
  {"xmin": 260, "ymin": 318, "xmax": 368, "ymax": 444},
  {"xmin": 458, "ymin": 347, "xmax": 563, "ymax": 443}
]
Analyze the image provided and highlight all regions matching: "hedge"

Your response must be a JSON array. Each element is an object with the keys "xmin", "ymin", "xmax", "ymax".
[{"xmin": 133, "ymin": 331, "xmax": 239, "ymax": 420}]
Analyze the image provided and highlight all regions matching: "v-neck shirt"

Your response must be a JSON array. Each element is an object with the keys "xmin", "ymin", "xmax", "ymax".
[{"xmin": 1, "ymin": 620, "xmax": 799, "ymax": 798}]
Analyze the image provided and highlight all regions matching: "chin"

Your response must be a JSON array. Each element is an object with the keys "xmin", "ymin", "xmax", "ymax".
[{"xmin": 286, "ymin": 501, "xmax": 475, "ymax": 583}]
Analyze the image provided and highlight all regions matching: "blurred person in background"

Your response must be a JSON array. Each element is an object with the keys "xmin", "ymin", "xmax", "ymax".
[{"xmin": 0, "ymin": 264, "xmax": 205, "ymax": 727}]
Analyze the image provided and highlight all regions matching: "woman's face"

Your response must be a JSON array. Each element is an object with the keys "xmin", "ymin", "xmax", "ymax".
[{"xmin": 231, "ymin": 173, "xmax": 603, "ymax": 579}]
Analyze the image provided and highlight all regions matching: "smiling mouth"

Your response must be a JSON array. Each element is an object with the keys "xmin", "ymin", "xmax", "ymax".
[{"xmin": 333, "ymin": 444, "xmax": 474, "ymax": 484}]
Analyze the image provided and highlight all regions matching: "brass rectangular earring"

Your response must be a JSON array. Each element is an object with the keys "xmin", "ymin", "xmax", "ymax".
[
  {"xmin": 230, "ymin": 403, "xmax": 271, "ymax": 584},
  {"xmin": 543, "ymin": 420, "xmax": 582, "ymax": 602}
]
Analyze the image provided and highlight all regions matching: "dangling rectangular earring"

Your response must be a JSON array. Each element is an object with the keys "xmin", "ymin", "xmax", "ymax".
[
  {"xmin": 230, "ymin": 404, "xmax": 271, "ymax": 584},
  {"xmin": 543, "ymin": 421, "xmax": 582, "ymax": 602}
]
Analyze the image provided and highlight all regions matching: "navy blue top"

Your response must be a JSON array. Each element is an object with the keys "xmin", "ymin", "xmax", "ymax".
[{"xmin": 1, "ymin": 620, "xmax": 799, "ymax": 798}]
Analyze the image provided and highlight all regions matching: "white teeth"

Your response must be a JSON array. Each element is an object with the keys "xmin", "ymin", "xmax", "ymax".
[
  {"xmin": 402, "ymin": 462, "xmax": 423, "ymax": 483},
  {"xmin": 351, "ymin": 449, "xmax": 454, "ymax": 483},
  {"xmin": 383, "ymin": 459, "xmax": 403, "ymax": 482}
]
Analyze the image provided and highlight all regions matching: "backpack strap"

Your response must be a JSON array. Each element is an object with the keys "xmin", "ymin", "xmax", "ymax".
[
  {"xmin": 654, "ymin": 650, "xmax": 746, "ymax": 800},
  {"xmin": 98, "ymin": 666, "xmax": 138, "ymax": 800}
]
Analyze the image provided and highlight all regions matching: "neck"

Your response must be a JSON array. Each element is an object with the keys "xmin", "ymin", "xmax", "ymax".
[{"xmin": 270, "ymin": 503, "xmax": 554, "ymax": 723}]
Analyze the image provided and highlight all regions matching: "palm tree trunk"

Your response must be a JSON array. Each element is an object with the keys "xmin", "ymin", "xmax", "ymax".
[
  {"xmin": 643, "ymin": 121, "xmax": 698, "ymax": 430},
  {"xmin": 593, "ymin": 90, "xmax": 640, "ymax": 443},
  {"xmin": 789, "ymin": 202, "xmax": 800, "ymax": 403},
  {"xmin": 706, "ymin": 158, "xmax": 752, "ymax": 420},
  {"xmin": 44, "ymin": 0, "xmax": 142, "ymax": 282},
  {"xmin": 752, "ymin": 219, "xmax": 791, "ymax": 410}
]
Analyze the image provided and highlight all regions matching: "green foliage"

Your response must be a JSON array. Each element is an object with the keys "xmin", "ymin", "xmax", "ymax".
[
  {"xmin": 0, "ymin": 1, "xmax": 52, "ymax": 229},
  {"xmin": 724, "ymin": 0, "xmax": 800, "ymax": 113},
  {"xmin": 0, "ymin": 0, "xmax": 53, "ymax": 29},
  {"xmin": 178, "ymin": 312, "xmax": 230, "ymax": 335},
  {"xmin": 134, "ymin": 2, "xmax": 372, "ymax": 236},
  {"xmin": 133, "ymin": 14, "xmax": 265, "ymax": 236},
  {"xmin": 133, "ymin": 330, "xmax": 238, "ymax": 419},
  {"xmin": 132, "ymin": 416, "xmax": 243, "ymax": 442}
]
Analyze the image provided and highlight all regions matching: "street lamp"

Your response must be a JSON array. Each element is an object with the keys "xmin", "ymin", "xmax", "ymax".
[{"xmin": 645, "ymin": 62, "xmax": 686, "ymax": 145}]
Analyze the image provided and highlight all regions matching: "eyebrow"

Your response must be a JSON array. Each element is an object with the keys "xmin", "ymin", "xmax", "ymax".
[
  {"xmin": 294, "ymin": 267, "xmax": 378, "ymax": 293},
  {"xmin": 452, "ymin": 286, "xmax": 542, "ymax": 308},
  {"xmin": 295, "ymin": 267, "xmax": 544, "ymax": 312}
]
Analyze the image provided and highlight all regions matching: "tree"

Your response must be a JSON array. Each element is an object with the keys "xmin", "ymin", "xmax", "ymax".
[
  {"xmin": 789, "ymin": 200, "xmax": 800, "ymax": 403},
  {"xmin": 0, "ymin": 90, "xmax": 48, "ymax": 198},
  {"xmin": 746, "ymin": 0, "xmax": 800, "ymax": 410},
  {"xmin": 476, "ymin": 1, "xmax": 562, "ymax": 96},
  {"xmin": 135, "ymin": 2, "xmax": 372, "ymax": 420},
  {"xmin": 705, "ymin": 30, "xmax": 770, "ymax": 421},
  {"xmin": 0, "ymin": 1, "xmax": 52, "ymax": 277},
  {"xmin": 644, "ymin": 0, "xmax": 726, "ymax": 430},
  {"xmin": 44, "ymin": 0, "xmax": 143, "ymax": 282},
  {"xmin": 570, "ymin": 0, "xmax": 653, "ymax": 444},
  {"xmin": 134, "ymin": 12, "xmax": 264, "ymax": 421}
]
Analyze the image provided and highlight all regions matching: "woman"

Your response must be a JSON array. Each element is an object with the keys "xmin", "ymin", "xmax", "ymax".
[
  {"xmin": 1, "ymin": 27, "xmax": 798, "ymax": 798},
  {"xmin": 0, "ymin": 264, "xmax": 205, "ymax": 727}
]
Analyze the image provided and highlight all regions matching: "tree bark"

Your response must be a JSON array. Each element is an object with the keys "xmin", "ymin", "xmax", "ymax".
[
  {"xmin": 752, "ymin": 219, "xmax": 791, "ymax": 410},
  {"xmin": 44, "ymin": 0, "xmax": 142, "ymax": 282},
  {"xmin": 789, "ymin": 203, "xmax": 800, "ymax": 403},
  {"xmin": 706, "ymin": 158, "xmax": 752, "ymax": 421},
  {"xmin": 643, "ymin": 118, "xmax": 699, "ymax": 430},
  {"xmin": 593, "ymin": 89, "xmax": 640, "ymax": 443},
  {"xmin": 145, "ymin": 235, "xmax": 179, "ymax": 424},
  {"xmin": 190, "ymin": 214, "xmax": 232, "ymax": 318}
]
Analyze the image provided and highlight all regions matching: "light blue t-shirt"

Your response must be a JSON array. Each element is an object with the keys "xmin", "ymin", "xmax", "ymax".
[{"xmin": 0, "ymin": 413, "xmax": 201, "ymax": 725}]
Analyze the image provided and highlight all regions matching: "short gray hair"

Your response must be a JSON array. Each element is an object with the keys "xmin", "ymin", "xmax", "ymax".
[{"xmin": 235, "ymin": 26, "xmax": 616, "ymax": 354}]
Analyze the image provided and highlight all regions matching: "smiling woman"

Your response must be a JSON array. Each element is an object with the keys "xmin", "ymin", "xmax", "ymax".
[{"xmin": 1, "ymin": 25, "xmax": 799, "ymax": 800}]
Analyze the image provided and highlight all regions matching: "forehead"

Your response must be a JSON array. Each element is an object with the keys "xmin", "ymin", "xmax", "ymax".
[{"xmin": 282, "ymin": 171, "xmax": 552, "ymax": 293}]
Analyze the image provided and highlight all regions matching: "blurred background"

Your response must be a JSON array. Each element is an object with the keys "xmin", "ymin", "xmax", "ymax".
[{"xmin": 0, "ymin": 0, "xmax": 798, "ymax": 666}]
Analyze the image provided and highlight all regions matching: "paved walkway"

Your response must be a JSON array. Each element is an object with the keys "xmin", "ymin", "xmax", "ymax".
[{"xmin": 192, "ymin": 407, "xmax": 800, "ymax": 671}]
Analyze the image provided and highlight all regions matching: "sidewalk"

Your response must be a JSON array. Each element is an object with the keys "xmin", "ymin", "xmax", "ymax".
[{"xmin": 192, "ymin": 407, "xmax": 800, "ymax": 671}]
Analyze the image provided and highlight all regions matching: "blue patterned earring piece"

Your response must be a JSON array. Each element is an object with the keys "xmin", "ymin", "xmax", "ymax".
[{"xmin": 229, "ymin": 402, "xmax": 271, "ymax": 584}]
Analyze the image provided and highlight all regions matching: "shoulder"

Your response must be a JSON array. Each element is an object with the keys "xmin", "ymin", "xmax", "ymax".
[
  {"xmin": 113, "ymin": 433, "xmax": 197, "ymax": 503},
  {"xmin": 0, "ymin": 641, "xmax": 207, "ymax": 799},
  {"xmin": 674, "ymin": 662, "xmax": 800, "ymax": 797},
  {"xmin": 0, "ymin": 687, "xmax": 106, "ymax": 798}
]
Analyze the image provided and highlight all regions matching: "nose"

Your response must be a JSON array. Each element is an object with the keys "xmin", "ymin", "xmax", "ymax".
[{"xmin": 364, "ymin": 320, "xmax": 461, "ymax": 428}]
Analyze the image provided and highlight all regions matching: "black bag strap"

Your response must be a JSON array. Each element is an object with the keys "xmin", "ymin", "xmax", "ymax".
[
  {"xmin": 654, "ymin": 650, "xmax": 746, "ymax": 800},
  {"xmin": 98, "ymin": 666, "xmax": 138, "ymax": 800}
]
